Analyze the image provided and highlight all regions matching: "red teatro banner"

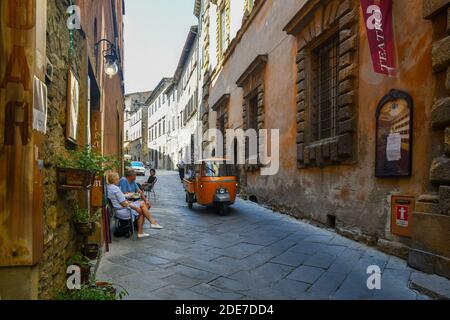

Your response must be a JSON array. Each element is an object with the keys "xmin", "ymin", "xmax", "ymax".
[{"xmin": 361, "ymin": 0, "xmax": 397, "ymax": 77}]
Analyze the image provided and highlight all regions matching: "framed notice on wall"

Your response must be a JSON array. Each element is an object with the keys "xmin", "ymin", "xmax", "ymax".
[
  {"xmin": 375, "ymin": 90, "xmax": 413, "ymax": 178},
  {"xmin": 66, "ymin": 70, "xmax": 80, "ymax": 142}
]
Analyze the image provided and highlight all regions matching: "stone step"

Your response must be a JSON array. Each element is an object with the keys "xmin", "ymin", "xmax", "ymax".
[{"xmin": 410, "ymin": 271, "xmax": 450, "ymax": 299}]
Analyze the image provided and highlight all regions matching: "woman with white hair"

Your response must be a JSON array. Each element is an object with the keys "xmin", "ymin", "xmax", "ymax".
[{"xmin": 107, "ymin": 172, "xmax": 163, "ymax": 239}]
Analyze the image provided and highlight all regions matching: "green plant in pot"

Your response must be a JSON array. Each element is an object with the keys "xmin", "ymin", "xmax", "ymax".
[
  {"xmin": 67, "ymin": 252, "xmax": 92, "ymax": 284},
  {"xmin": 56, "ymin": 281, "xmax": 128, "ymax": 300},
  {"xmin": 57, "ymin": 145, "xmax": 119, "ymax": 189},
  {"xmin": 72, "ymin": 207, "xmax": 97, "ymax": 236}
]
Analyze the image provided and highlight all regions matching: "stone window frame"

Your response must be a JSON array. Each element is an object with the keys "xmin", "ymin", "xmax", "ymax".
[
  {"xmin": 237, "ymin": 54, "xmax": 267, "ymax": 171},
  {"xmin": 285, "ymin": 0, "xmax": 359, "ymax": 169},
  {"xmin": 212, "ymin": 93, "xmax": 230, "ymax": 151},
  {"xmin": 214, "ymin": 0, "xmax": 231, "ymax": 61}
]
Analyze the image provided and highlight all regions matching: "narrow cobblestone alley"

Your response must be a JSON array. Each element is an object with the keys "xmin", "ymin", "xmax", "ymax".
[{"xmin": 96, "ymin": 171, "xmax": 446, "ymax": 300}]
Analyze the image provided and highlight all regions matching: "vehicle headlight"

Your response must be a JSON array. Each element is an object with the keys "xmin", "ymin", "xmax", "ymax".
[{"xmin": 217, "ymin": 188, "xmax": 228, "ymax": 194}]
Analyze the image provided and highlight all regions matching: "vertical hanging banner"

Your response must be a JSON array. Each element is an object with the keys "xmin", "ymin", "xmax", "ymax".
[{"xmin": 361, "ymin": 0, "xmax": 397, "ymax": 77}]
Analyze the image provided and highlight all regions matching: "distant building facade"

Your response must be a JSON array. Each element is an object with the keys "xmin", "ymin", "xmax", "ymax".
[
  {"xmin": 124, "ymin": 91, "xmax": 152, "ymax": 161},
  {"xmin": 146, "ymin": 78, "xmax": 173, "ymax": 168}
]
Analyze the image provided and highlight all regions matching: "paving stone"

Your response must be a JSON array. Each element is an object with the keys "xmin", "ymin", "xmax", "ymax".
[
  {"xmin": 152, "ymin": 285, "xmax": 213, "ymax": 300},
  {"xmin": 250, "ymin": 263, "xmax": 294, "ymax": 283},
  {"xmin": 98, "ymin": 263, "xmax": 137, "ymax": 278},
  {"xmin": 287, "ymin": 266, "xmax": 325, "ymax": 284},
  {"xmin": 106, "ymin": 255, "xmax": 132, "ymax": 264},
  {"xmin": 410, "ymin": 272, "xmax": 450, "ymax": 299},
  {"xmin": 191, "ymin": 283, "xmax": 244, "ymax": 300},
  {"xmin": 144, "ymin": 248, "xmax": 184, "ymax": 261},
  {"xmin": 123, "ymin": 288, "xmax": 159, "ymax": 300},
  {"xmin": 97, "ymin": 171, "xmax": 436, "ymax": 300},
  {"xmin": 166, "ymin": 265, "xmax": 219, "ymax": 282},
  {"xmin": 288, "ymin": 241, "xmax": 322, "ymax": 255},
  {"xmin": 219, "ymin": 243, "xmax": 265, "ymax": 260},
  {"xmin": 303, "ymin": 252, "xmax": 337, "ymax": 269},
  {"xmin": 271, "ymin": 251, "xmax": 310, "ymax": 267},
  {"xmin": 385, "ymin": 256, "xmax": 408, "ymax": 270},
  {"xmin": 175, "ymin": 256, "xmax": 241, "ymax": 276},
  {"xmin": 246, "ymin": 279, "xmax": 309, "ymax": 300},
  {"xmin": 307, "ymin": 271, "xmax": 348, "ymax": 296},
  {"xmin": 209, "ymin": 277, "xmax": 251, "ymax": 292},
  {"xmin": 328, "ymin": 249, "xmax": 363, "ymax": 274},
  {"xmin": 303, "ymin": 234, "xmax": 334, "ymax": 243},
  {"xmin": 137, "ymin": 255, "xmax": 172, "ymax": 266},
  {"xmin": 161, "ymin": 273, "xmax": 204, "ymax": 289},
  {"xmin": 114, "ymin": 272, "xmax": 168, "ymax": 292},
  {"xmin": 332, "ymin": 270, "xmax": 374, "ymax": 300}
]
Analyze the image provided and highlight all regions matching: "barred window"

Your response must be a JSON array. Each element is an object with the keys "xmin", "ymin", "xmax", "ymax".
[
  {"xmin": 246, "ymin": 95, "xmax": 259, "ymax": 162},
  {"xmin": 311, "ymin": 34, "xmax": 339, "ymax": 141}
]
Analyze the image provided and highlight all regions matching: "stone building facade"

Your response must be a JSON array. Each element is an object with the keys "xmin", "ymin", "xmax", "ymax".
[
  {"xmin": 0, "ymin": 0, "xmax": 125, "ymax": 299},
  {"xmin": 145, "ymin": 26, "xmax": 201, "ymax": 169},
  {"xmin": 124, "ymin": 91, "xmax": 152, "ymax": 161},
  {"xmin": 199, "ymin": 0, "xmax": 450, "ymax": 278},
  {"xmin": 146, "ymin": 78, "xmax": 174, "ymax": 169}
]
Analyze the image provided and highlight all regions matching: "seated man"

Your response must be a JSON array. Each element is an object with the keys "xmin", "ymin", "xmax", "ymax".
[
  {"xmin": 119, "ymin": 170, "xmax": 163, "ymax": 230},
  {"xmin": 107, "ymin": 173, "xmax": 163, "ymax": 239}
]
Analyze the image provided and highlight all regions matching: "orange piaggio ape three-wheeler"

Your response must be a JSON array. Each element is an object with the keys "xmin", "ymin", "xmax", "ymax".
[{"xmin": 183, "ymin": 158, "xmax": 238, "ymax": 215}]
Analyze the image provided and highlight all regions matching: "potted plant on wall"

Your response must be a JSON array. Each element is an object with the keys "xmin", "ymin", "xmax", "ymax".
[
  {"xmin": 56, "ymin": 145, "xmax": 119, "ymax": 190},
  {"xmin": 72, "ymin": 207, "xmax": 98, "ymax": 236},
  {"xmin": 84, "ymin": 243, "xmax": 99, "ymax": 260}
]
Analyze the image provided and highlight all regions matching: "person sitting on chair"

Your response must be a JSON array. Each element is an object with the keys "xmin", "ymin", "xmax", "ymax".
[
  {"xmin": 120, "ymin": 170, "xmax": 150, "ymax": 207},
  {"xmin": 107, "ymin": 173, "xmax": 163, "ymax": 238},
  {"xmin": 146, "ymin": 169, "xmax": 158, "ymax": 190}
]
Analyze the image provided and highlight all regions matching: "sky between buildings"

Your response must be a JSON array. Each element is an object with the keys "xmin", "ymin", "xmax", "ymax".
[{"xmin": 124, "ymin": 0, "xmax": 198, "ymax": 94}]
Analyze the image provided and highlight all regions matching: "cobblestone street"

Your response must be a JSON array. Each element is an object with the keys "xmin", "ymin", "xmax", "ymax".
[{"xmin": 97, "ymin": 171, "xmax": 438, "ymax": 300}]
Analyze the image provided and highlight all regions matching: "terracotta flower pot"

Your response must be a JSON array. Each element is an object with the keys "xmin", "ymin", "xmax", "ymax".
[
  {"xmin": 74, "ymin": 221, "xmax": 95, "ymax": 236},
  {"xmin": 79, "ymin": 265, "xmax": 91, "ymax": 284},
  {"xmin": 95, "ymin": 282, "xmax": 117, "ymax": 296},
  {"xmin": 85, "ymin": 243, "xmax": 99, "ymax": 260},
  {"xmin": 57, "ymin": 168, "xmax": 95, "ymax": 190}
]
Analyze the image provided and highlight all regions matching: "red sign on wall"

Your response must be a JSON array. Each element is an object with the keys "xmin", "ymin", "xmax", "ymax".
[
  {"xmin": 361, "ymin": 0, "xmax": 397, "ymax": 77},
  {"xmin": 391, "ymin": 196, "xmax": 414, "ymax": 237},
  {"xmin": 395, "ymin": 205, "xmax": 409, "ymax": 227}
]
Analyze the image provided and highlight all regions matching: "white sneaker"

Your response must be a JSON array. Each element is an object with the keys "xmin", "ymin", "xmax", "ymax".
[
  {"xmin": 151, "ymin": 224, "xmax": 164, "ymax": 230},
  {"xmin": 137, "ymin": 233, "xmax": 150, "ymax": 239}
]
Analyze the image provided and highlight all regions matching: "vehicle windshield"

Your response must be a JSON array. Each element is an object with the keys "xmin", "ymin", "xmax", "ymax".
[
  {"xmin": 131, "ymin": 161, "xmax": 144, "ymax": 167},
  {"xmin": 201, "ymin": 161, "xmax": 236, "ymax": 177}
]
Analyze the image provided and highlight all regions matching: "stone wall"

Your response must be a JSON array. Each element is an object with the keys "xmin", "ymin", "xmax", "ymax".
[
  {"xmin": 409, "ymin": 0, "xmax": 450, "ymax": 278},
  {"xmin": 37, "ymin": 0, "xmax": 85, "ymax": 299}
]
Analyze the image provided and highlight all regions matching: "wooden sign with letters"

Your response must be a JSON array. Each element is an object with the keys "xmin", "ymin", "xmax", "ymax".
[{"xmin": 0, "ymin": 0, "xmax": 46, "ymax": 266}]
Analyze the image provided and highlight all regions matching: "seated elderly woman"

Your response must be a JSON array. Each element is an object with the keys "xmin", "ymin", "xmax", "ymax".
[{"xmin": 107, "ymin": 172, "xmax": 163, "ymax": 239}]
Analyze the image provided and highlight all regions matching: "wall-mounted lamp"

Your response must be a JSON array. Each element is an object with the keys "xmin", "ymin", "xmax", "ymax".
[{"xmin": 95, "ymin": 39, "xmax": 119, "ymax": 78}]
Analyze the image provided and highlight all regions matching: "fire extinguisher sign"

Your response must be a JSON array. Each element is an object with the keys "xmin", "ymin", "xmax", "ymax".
[
  {"xmin": 396, "ymin": 205, "xmax": 409, "ymax": 227},
  {"xmin": 391, "ymin": 196, "xmax": 414, "ymax": 237}
]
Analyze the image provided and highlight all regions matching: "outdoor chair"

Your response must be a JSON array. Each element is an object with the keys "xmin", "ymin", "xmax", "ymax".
[
  {"xmin": 107, "ymin": 199, "xmax": 136, "ymax": 241},
  {"xmin": 143, "ymin": 178, "xmax": 157, "ymax": 203}
]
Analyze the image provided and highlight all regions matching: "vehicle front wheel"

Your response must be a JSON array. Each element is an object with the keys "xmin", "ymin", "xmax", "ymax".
[
  {"xmin": 187, "ymin": 193, "xmax": 194, "ymax": 209},
  {"xmin": 218, "ymin": 203, "xmax": 228, "ymax": 216}
]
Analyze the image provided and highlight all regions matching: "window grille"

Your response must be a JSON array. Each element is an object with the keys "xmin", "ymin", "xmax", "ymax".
[{"xmin": 312, "ymin": 34, "xmax": 339, "ymax": 141}]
